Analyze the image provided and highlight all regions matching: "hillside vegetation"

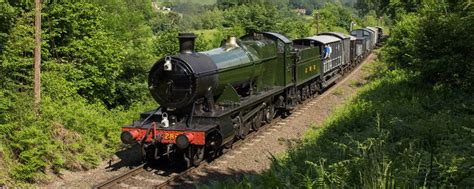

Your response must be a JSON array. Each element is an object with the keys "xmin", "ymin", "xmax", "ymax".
[
  {"xmin": 157, "ymin": 0, "xmax": 217, "ymax": 5},
  {"xmin": 202, "ymin": 1, "xmax": 474, "ymax": 188}
]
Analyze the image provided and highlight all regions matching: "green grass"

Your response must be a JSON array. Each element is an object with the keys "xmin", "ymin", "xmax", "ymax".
[
  {"xmin": 0, "ymin": 143, "xmax": 11, "ymax": 185},
  {"xmin": 331, "ymin": 88, "xmax": 344, "ymax": 96},
  {"xmin": 349, "ymin": 80, "xmax": 364, "ymax": 88},
  {"xmin": 201, "ymin": 55, "xmax": 474, "ymax": 188}
]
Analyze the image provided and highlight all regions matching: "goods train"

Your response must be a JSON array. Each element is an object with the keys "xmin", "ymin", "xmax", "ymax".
[{"xmin": 120, "ymin": 27, "xmax": 385, "ymax": 167}]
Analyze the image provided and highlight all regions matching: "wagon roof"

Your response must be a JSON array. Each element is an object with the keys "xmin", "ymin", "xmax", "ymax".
[
  {"xmin": 304, "ymin": 35, "xmax": 341, "ymax": 44},
  {"xmin": 365, "ymin": 27, "xmax": 378, "ymax": 33},
  {"xmin": 375, "ymin": 26, "xmax": 384, "ymax": 32},
  {"xmin": 351, "ymin": 28, "xmax": 373, "ymax": 34},
  {"xmin": 318, "ymin": 32, "xmax": 350, "ymax": 40}
]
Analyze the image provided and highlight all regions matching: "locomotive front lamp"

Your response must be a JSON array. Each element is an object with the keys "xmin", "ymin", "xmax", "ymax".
[
  {"xmin": 164, "ymin": 56, "xmax": 172, "ymax": 71},
  {"xmin": 161, "ymin": 112, "xmax": 170, "ymax": 128}
]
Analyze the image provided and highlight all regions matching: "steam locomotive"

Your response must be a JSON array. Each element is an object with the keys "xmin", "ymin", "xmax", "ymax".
[{"xmin": 121, "ymin": 27, "xmax": 384, "ymax": 167}]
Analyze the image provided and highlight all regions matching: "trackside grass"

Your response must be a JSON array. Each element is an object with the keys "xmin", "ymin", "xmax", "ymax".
[{"xmin": 200, "ymin": 57, "xmax": 474, "ymax": 188}]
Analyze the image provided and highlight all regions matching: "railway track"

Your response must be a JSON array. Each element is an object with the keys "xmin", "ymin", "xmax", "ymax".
[{"xmin": 93, "ymin": 54, "xmax": 372, "ymax": 189}]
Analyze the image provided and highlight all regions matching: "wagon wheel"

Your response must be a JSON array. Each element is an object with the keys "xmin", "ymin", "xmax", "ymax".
[{"xmin": 252, "ymin": 111, "xmax": 263, "ymax": 131}]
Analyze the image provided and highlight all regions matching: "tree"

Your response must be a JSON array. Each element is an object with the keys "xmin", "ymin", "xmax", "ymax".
[
  {"xmin": 224, "ymin": 4, "xmax": 278, "ymax": 34},
  {"xmin": 0, "ymin": 10, "xmax": 35, "ymax": 93},
  {"xmin": 383, "ymin": 1, "xmax": 474, "ymax": 89}
]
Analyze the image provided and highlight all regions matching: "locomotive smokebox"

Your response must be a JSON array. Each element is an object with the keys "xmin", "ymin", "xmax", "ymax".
[{"xmin": 178, "ymin": 33, "xmax": 196, "ymax": 54}]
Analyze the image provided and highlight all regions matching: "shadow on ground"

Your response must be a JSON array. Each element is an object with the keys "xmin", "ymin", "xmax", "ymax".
[
  {"xmin": 169, "ymin": 167, "xmax": 259, "ymax": 189},
  {"xmin": 106, "ymin": 145, "xmax": 143, "ymax": 171}
]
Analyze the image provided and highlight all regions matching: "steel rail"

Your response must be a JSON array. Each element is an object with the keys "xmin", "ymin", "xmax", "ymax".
[{"xmin": 93, "ymin": 163, "xmax": 146, "ymax": 189}]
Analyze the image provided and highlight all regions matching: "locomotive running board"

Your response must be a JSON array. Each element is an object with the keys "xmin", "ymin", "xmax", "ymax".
[{"xmin": 195, "ymin": 86, "xmax": 286, "ymax": 118}]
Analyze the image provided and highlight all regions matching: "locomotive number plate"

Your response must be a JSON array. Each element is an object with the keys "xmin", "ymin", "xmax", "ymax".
[
  {"xmin": 155, "ymin": 130, "xmax": 206, "ymax": 145},
  {"xmin": 163, "ymin": 133, "xmax": 178, "ymax": 140}
]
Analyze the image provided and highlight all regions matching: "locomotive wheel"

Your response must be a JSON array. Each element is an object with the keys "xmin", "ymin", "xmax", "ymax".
[
  {"xmin": 301, "ymin": 88, "xmax": 307, "ymax": 101},
  {"xmin": 224, "ymin": 140, "xmax": 233, "ymax": 149},
  {"xmin": 313, "ymin": 82, "xmax": 319, "ymax": 96},
  {"xmin": 264, "ymin": 104, "xmax": 275, "ymax": 124},
  {"xmin": 233, "ymin": 116, "xmax": 242, "ymax": 137},
  {"xmin": 238, "ymin": 121, "xmax": 251, "ymax": 139},
  {"xmin": 143, "ymin": 144, "xmax": 156, "ymax": 162},
  {"xmin": 304, "ymin": 86, "xmax": 309, "ymax": 99},
  {"xmin": 297, "ymin": 90, "xmax": 302, "ymax": 103},
  {"xmin": 209, "ymin": 148, "xmax": 223, "ymax": 160},
  {"xmin": 252, "ymin": 111, "xmax": 263, "ymax": 131},
  {"xmin": 190, "ymin": 146, "xmax": 205, "ymax": 166},
  {"xmin": 234, "ymin": 116, "xmax": 248, "ymax": 139}
]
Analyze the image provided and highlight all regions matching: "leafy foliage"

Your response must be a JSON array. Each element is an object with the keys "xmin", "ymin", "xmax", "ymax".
[
  {"xmin": 223, "ymin": 4, "xmax": 278, "ymax": 34},
  {"xmin": 0, "ymin": 0, "xmax": 158, "ymax": 183},
  {"xmin": 45, "ymin": 2, "xmax": 126, "ymax": 107},
  {"xmin": 315, "ymin": 3, "xmax": 354, "ymax": 33},
  {"xmin": 384, "ymin": 1, "xmax": 474, "ymax": 90},
  {"xmin": 0, "ymin": 10, "xmax": 34, "ymax": 93}
]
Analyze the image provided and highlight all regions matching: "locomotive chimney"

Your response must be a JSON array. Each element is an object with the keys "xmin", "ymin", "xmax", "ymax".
[{"xmin": 178, "ymin": 33, "xmax": 196, "ymax": 54}]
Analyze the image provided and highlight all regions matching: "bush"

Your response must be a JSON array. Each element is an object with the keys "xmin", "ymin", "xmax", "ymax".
[
  {"xmin": 382, "ymin": 13, "xmax": 420, "ymax": 70},
  {"xmin": 223, "ymin": 4, "xmax": 278, "ymax": 34},
  {"xmin": 383, "ymin": 3, "xmax": 474, "ymax": 90},
  {"xmin": 4, "ymin": 90, "xmax": 156, "ymax": 181},
  {"xmin": 414, "ymin": 7, "xmax": 474, "ymax": 89}
]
